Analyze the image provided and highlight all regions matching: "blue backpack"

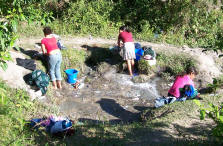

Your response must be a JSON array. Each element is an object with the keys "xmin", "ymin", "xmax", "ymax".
[{"xmin": 184, "ymin": 85, "xmax": 195, "ymax": 97}]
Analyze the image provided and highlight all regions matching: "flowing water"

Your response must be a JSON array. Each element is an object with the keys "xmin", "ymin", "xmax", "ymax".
[{"xmin": 55, "ymin": 68, "xmax": 170, "ymax": 122}]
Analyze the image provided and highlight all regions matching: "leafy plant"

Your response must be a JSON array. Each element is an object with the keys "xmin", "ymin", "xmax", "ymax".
[
  {"xmin": 195, "ymin": 100, "xmax": 223, "ymax": 141},
  {"xmin": 207, "ymin": 76, "xmax": 223, "ymax": 94},
  {"xmin": 0, "ymin": 0, "xmax": 55, "ymax": 70}
]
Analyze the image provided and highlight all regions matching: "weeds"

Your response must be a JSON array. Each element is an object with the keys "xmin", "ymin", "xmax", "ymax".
[
  {"xmin": 0, "ymin": 81, "xmax": 38, "ymax": 145},
  {"xmin": 61, "ymin": 48, "xmax": 87, "ymax": 77},
  {"xmin": 138, "ymin": 59, "xmax": 156, "ymax": 75},
  {"xmin": 156, "ymin": 52, "xmax": 197, "ymax": 80}
]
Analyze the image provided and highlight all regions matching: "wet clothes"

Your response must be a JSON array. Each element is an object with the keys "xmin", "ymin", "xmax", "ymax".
[
  {"xmin": 155, "ymin": 96, "xmax": 186, "ymax": 108},
  {"xmin": 168, "ymin": 75, "xmax": 194, "ymax": 98},
  {"xmin": 16, "ymin": 58, "xmax": 36, "ymax": 71},
  {"xmin": 41, "ymin": 37, "xmax": 59, "ymax": 55}
]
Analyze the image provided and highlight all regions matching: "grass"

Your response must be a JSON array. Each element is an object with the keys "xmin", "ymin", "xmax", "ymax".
[
  {"xmin": 61, "ymin": 48, "xmax": 87, "ymax": 78},
  {"xmin": 0, "ymin": 80, "xmax": 56, "ymax": 145},
  {"xmin": 17, "ymin": 22, "xmax": 43, "ymax": 37}
]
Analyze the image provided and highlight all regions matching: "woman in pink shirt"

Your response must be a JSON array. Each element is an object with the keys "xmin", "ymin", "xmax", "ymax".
[
  {"xmin": 117, "ymin": 26, "xmax": 136, "ymax": 76},
  {"xmin": 168, "ymin": 67, "xmax": 198, "ymax": 98}
]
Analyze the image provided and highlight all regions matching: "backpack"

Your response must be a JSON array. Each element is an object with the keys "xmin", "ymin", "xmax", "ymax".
[
  {"xmin": 143, "ymin": 46, "xmax": 156, "ymax": 59},
  {"xmin": 183, "ymin": 85, "xmax": 195, "ymax": 97},
  {"xmin": 24, "ymin": 70, "xmax": 50, "ymax": 95}
]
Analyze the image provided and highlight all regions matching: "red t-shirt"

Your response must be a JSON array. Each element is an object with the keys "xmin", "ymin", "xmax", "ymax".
[
  {"xmin": 118, "ymin": 31, "xmax": 133, "ymax": 43},
  {"xmin": 41, "ymin": 37, "xmax": 58, "ymax": 54}
]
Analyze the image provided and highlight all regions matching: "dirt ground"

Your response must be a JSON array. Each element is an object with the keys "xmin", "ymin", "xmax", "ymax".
[{"xmin": 1, "ymin": 36, "xmax": 222, "ymax": 142}]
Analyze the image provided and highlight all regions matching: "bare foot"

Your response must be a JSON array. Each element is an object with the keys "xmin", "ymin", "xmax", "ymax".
[
  {"xmin": 52, "ymin": 81, "xmax": 57, "ymax": 89},
  {"xmin": 56, "ymin": 80, "xmax": 62, "ymax": 89}
]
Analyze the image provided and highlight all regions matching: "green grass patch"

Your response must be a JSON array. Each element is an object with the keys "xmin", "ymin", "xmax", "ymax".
[
  {"xmin": 17, "ymin": 22, "xmax": 43, "ymax": 37},
  {"xmin": 156, "ymin": 52, "xmax": 197, "ymax": 80},
  {"xmin": 61, "ymin": 48, "xmax": 87, "ymax": 77},
  {"xmin": 0, "ymin": 80, "xmax": 56, "ymax": 145}
]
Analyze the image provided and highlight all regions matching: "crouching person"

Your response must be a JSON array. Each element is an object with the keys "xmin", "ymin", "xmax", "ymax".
[{"xmin": 168, "ymin": 67, "xmax": 200, "ymax": 99}]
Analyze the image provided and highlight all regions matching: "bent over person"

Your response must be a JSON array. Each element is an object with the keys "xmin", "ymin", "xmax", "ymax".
[
  {"xmin": 117, "ymin": 25, "xmax": 136, "ymax": 76},
  {"xmin": 41, "ymin": 27, "xmax": 62, "ymax": 89}
]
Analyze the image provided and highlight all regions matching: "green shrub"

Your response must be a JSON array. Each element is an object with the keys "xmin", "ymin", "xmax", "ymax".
[
  {"xmin": 138, "ymin": 59, "xmax": 155, "ymax": 75},
  {"xmin": 157, "ymin": 52, "xmax": 197, "ymax": 79},
  {"xmin": 195, "ymin": 100, "xmax": 223, "ymax": 143}
]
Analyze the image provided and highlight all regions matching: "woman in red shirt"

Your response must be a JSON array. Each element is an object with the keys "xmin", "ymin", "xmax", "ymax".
[
  {"xmin": 41, "ymin": 27, "xmax": 62, "ymax": 89},
  {"xmin": 117, "ymin": 26, "xmax": 136, "ymax": 76}
]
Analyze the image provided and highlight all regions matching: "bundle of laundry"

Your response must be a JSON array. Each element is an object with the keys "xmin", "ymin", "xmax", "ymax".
[
  {"xmin": 30, "ymin": 116, "xmax": 73, "ymax": 135},
  {"xmin": 50, "ymin": 34, "xmax": 67, "ymax": 50},
  {"xmin": 142, "ymin": 46, "xmax": 156, "ymax": 60},
  {"xmin": 24, "ymin": 70, "xmax": 49, "ymax": 95}
]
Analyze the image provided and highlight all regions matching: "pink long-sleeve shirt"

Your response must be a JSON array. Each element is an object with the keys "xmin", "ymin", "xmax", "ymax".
[{"xmin": 168, "ymin": 75, "xmax": 194, "ymax": 98}]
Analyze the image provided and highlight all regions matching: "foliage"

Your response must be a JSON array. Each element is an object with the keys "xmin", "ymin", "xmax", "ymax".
[
  {"xmin": 110, "ymin": 0, "xmax": 223, "ymax": 48},
  {"xmin": 1, "ymin": 0, "xmax": 223, "ymax": 51},
  {"xmin": 2, "ymin": 0, "xmax": 222, "ymax": 51},
  {"xmin": 156, "ymin": 52, "xmax": 197, "ymax": 80},
  {"xmin": 195, "ymin": 100, "xmax": 223, "ymax": 142},
  {"xmin": 52, "ymin": 0, "xmax": 120, "ymax": 36},
  {"xmin": 138, "ymin": 59, "xmax": 155, "ymax": 75},
  {"xmin": 0, "ymin": 81, "xmax": 34, "ymax": 145},
  {"xmin": 0, "ymin": 0, "xmax": 54, "ymax": 70},
  {"xmin": 195, "ymin": 76, "xmax": 223, "ymax": 142},
  {"xmin": 0, "ymin": 21, "xmax": 15, "ymax": 70},
  {"xmin": 207, "ymin": 75, "xmax": 223, "ymax": 94}
]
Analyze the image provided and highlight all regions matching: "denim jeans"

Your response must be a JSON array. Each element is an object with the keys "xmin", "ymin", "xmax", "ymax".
[{"xmin": 48, "ymin": 52, "xmax": 62, "ymax": 81}]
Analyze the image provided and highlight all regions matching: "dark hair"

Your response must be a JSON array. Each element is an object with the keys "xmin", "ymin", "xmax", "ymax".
[
  {"xmin": 43, "ymin": 27, "xmax": 52, "ymax": 35},
  {"xmin": 179, "ymin": 66, "xmax": 198, "ymax": 76},
  {"xmin": 119, "ymin": 25, "xmax": 131, "ymax": 33},
  {"xmin": 186, "ymin": 66, "xmax": 198, "ymax": 75}
]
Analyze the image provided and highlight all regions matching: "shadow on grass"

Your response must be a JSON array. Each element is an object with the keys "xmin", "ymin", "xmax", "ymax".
[{"xmin": 30, "ymin": 119, "xmax": 216, "ymax": 146}]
